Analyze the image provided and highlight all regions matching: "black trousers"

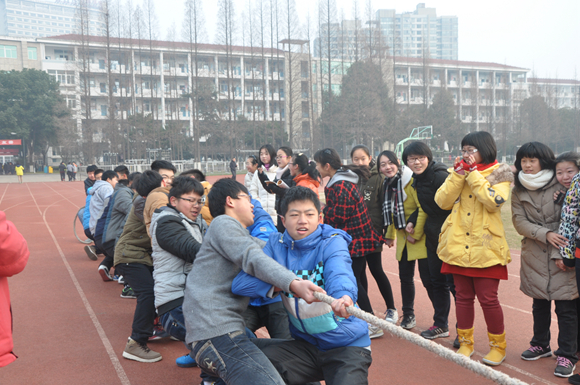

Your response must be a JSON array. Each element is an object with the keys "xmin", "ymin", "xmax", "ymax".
[
  {"xmin": 116, "ymin": 263, "xmax": 156, "ymax": 345},
  {"xmin": 243, "ymin": 301, "xmax": 292, "ymax": 339},
  {"xmin": 351, "ymin": 257, "xmax": 373, "ymax": 314},
  {"xmin": 95, "ymin": 237, "xmax": 114, "ymax": 270},
  {"xmin": 364, "ymin": 251, "xmax": 396, "ymax": 310},
  {"xmin": 531, "ymin": 298, "xmax": 578, "ymax": 363},
  {"xmin": 231, "ymin": 170, "xmax": 236, "ymax": 179},
  {"xmin": 426, "ymin": 247, "xmax": 452, "ymax": 328},
  {"xmin": 398, "ymin": 247, "xmax": 433, "ymax": 317},
  {"xmin": 253, "ymin": 338, "xmax": 371, "ymax": 385}
]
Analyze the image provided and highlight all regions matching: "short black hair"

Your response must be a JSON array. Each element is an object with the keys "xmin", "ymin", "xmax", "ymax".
[
  {"xmin": 135, "ymin": 170, "xmax": 163, "ymax": 197},
  {"xmin": 402, "ymin": 142, "xmax": 433, "ymax": 165},
  {"xmin": 313, "ymin": 148, "xmax": 342, "ymax": 170},
  {"xmin": 128, "ymin": 172, "xmax": 141, "ymax": 187},
  {"xmin": 259, "ymin": 144, "xmax": 278, "ymax": 167},
  {"xmin": 461, "ymin": 131, "xmax": 497, "ymax": 164},
  {"xmin": 377, "ymin": 150, "xmax": 400, "ymax": 168},
  {"xmin": 180, "ymin": 168, "xmax": 206, "ymax": 181},
  {"xmin": 207, "ymin": 178, "xmax": 248, "ymax": 218},
  {"xmin": 114, "ymin": 165, "xmax": 130, "ymax": 178},
  {"xmin": 555, "ymin": 151, "xmax": 580, "ymax": 168},
  {"xmin": 168, "ymin": 176, "xmax": 205, "ymax": 201},
  {"xmin": 86, "ymin": 165, "xmax": 98, "ymax": 173},
  {"xmin": 279, "ymin": 186, "xmax": 321, "ymax": 216},
  {"xmin": 94, "ymin": 168, "xmax": 104, "ymax": 176},
  {"xmin": 101, "ymin": 170, "xmax": 118, "ymax": 182},
  {"xmin": 278, "ymin": 146, "xmax": 293, "ymax": 157},
  {"xmin": 515, "ymin": 142, "xmax": 555, "ymax": 172},
  {"xmin": 247, "ymin": 155, "xmax": 259, "ymax": 165},
  {"xmin": 151, "ymin": 160, "xmax": 177, "ymax": 173}
]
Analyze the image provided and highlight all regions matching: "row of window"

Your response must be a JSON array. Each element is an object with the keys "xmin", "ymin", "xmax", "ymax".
[{"xmin": 0, "ymin": 45, "xmax": 37, "ymax": 60}]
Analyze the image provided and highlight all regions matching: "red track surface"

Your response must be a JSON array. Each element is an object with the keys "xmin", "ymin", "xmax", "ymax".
[{"xmin": 0, "ymin": 178, "xmax": 569, "ymax": 385}]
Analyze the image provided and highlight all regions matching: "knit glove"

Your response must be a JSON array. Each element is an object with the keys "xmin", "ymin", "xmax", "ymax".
[{"xmin": 454, "ymin": 161, "xmax": 465, "ymax": 175}]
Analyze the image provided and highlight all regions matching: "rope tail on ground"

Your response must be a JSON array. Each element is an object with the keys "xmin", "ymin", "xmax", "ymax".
[{"xmin": 312, "ymin": 291, "xmax": 529, "ymax": 385}]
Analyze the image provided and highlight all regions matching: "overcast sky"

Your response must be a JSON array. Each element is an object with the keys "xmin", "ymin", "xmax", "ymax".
[{"xmin": 155, "ymin": 0, "xmax": 579, "ymax": 79}]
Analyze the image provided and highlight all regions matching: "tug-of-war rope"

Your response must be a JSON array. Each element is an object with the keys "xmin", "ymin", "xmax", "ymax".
[{"xmin": 313, "ymin": 292, "xmax": 529, "ymax": 385}]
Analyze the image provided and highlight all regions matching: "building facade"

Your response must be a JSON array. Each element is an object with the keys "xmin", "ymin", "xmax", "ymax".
[
  {"xmin": 0, "ymin": 0, "xmax": 105, "ymax": 38},
  {"xmin": 314, "ymin": 3, "xmax": 458, "ymax": 61}
]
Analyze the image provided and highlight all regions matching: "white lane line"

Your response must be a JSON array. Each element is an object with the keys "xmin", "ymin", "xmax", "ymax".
[
  {"xmin": 26, "ymin": 184, "xmax": 131, "ymax": 385},
  {"xmin": 0, "ymin": 183, "xmax": 9, "ymax": 206}
]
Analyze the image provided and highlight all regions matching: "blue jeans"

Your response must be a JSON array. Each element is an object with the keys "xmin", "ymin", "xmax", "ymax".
[{"xmin": 192, "ymin": 330, "xmax": 285, "ymax": 385}]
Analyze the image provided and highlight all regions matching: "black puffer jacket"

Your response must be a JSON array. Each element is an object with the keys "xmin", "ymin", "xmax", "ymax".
[{"xmin": 411, "ymin": 161, "xmax": 451, "ymax": 251}]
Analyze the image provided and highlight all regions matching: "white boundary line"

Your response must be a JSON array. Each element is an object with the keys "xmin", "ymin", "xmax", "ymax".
[{"xmin": 26, "ymin": 184, "xmax": 131, "ymax": 385}]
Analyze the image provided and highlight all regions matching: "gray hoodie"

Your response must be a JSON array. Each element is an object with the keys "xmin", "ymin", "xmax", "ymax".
[
  {"xmin": 88, "ymin": 180, "xmax": 114, "ymax": 235},
  {"xmin": 326, "ymin": 168, "xmax": 359, "ymax": 188},
  {"xmin": 183, "ymin": 214, "xmax": 297, "ymax": 345}
]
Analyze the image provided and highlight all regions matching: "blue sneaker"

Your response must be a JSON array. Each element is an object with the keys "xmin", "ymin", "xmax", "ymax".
[{"xmin": 176, "ymin": 353, "xmax": 197, "ymax": 368}]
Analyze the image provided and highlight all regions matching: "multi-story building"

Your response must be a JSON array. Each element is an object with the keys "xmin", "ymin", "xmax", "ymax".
[
  {"xmin": 528, "ymin": 77, "xmax": 580, "ymax": 109},
  {"xmin": 0, "ymin": 0, "xmax": 106, "ymax": 38},
  {"xmin": 377, "ymin": 3, "xmax": 458, "ymax": 60},
  {"xmin": 391, "ymin": 57, "xmax": 529, "ymax": 132},
  {"xmin": 38, "ymin": 34, "xmax": 292, "ymax": 144},
  {"xmin": 314, "ymin": 3, "xmax": 458, "ymax": 61}
]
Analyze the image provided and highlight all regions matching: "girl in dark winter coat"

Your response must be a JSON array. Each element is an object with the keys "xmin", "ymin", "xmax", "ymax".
[
  {"xmin": 315, "ymin": 148, "xmax": 382, "ymax": 337},
  {"xmin": 351, "ymin": 145, "xmax": 398, "ymax": 334},
  {"xmin": 402, "ymin": 142, "xmax": 454, "ymax": 341}
]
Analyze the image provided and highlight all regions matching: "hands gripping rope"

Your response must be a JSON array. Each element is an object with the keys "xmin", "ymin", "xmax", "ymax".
[{"xmin": 312, "ymin": 292, "xmax": 529, "ymax": 385}]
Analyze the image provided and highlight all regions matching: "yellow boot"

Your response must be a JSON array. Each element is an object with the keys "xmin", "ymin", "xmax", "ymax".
[
  {"xmin": 456, "ymin": 327, "xmax": 475, "ymax": 358},
  {"xmin": 482, "ymin": 331, "xmax": 506, "ymax": 366}
]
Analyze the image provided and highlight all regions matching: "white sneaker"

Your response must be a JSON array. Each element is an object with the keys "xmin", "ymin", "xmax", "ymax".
[
  {"xmin": 98, "ymin": 265, "xmax": 113, "ymax": 281},
  {"xmin": 385, "ymin": 309, "xmax": 398, "ymax": 324},
  {"xmin": 368, "ymin": 324, "xmax": 384, "ymax": 339}
]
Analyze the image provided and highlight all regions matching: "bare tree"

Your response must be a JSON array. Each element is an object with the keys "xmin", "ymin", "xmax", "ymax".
[{"xmin": 182, "ymin": 0, "xmax": 206, "ymax": 161}]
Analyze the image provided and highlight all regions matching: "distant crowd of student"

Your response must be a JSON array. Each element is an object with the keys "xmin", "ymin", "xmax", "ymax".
[{"xmin": 78, "ymin": 132, "xmax": 580, "ymax": 385}]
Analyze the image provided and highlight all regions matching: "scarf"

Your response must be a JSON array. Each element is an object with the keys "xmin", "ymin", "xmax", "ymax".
[
  {"xmin": 276, "ymin": 164, "xmax": 288, "ymax": 180},
  {"xmin": 460, "ymin": 160, "xmax": 498, "ymax": 172},
  {"xmin": 383, "ymin": 165, "xmax": 412, "ymax": 229},
  {"xmin": 518, "ymin": 169, "xmax": 554, "ymax": 191},
  {"xmin": 263, "ymin": 163, "xmax": 271, "ymax": 171}
]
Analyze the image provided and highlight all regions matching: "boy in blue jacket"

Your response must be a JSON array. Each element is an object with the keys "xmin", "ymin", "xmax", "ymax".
[{"xmin": 232, "ymin": 186, "xmax": 372, "ymax": 385}]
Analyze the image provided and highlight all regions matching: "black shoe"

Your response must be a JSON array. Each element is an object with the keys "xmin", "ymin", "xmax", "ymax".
[
  {"xmin": 521, "ymin": 345, "xmax": 552, "ymax": 361},
  {"xmin": 420, "ymin": 325, "xmax": 450, "ymax": 339},
  {"xmin": 555, "ymin": 356, "xmax": 576, "ymax": 378},
  {"xmin": 400, "ymin": 314, "xmax": 416, "ymax": 330},
  {"xmin": 120, "ymin": 285, "xmax": 137, "ymax": 299},
  {"xmin": 569, "ymin": 373, "xmax": 580, "ymax": 385},
  {"xmin": 453, "ymin": 335, "xmax": 460, "ymax": 349}
]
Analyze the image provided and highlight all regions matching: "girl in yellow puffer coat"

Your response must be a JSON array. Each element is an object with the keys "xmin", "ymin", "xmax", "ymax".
[{"xmin": 435, "ymin": 131, "xmax": 513, "ymax": 366}]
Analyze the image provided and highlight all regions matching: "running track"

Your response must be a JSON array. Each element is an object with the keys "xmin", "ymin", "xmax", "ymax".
[{"xmin": 0, "ymin": 178, "xmax": 570, "ymax": 385}]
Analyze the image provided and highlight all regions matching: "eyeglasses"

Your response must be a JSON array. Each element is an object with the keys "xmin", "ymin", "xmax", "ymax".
[
  {"xmin": 461, "ymin": 148, "xmax": 478, "ymax": 155},
  {"xmin": 235, "ymin": 193, "xmax": 251, "ymax": 203},
  {"xmin": 276, "ymin": 155, "xmax": 288, "ymax": 160},
  {"xmin": 178, "ymin": 197, "xmax": 203, "ymax": 207},
  {"xmin": 407, "ymin": 156, "xmax": 427, "ymax": 164}
]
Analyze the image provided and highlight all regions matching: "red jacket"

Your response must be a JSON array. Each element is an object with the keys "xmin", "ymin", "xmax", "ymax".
[
  {"xmin": 323, "ymin": 170, "xmax": 381, "ymax": 258},
  {"xmin": 0, "ymin": 211, "xmax": 29, "ymax": 367}
]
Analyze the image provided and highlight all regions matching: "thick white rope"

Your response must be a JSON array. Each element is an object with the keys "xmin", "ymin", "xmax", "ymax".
[{"xmin": 313, "ymin": 291, "xmax": 529, "ymax": 385}]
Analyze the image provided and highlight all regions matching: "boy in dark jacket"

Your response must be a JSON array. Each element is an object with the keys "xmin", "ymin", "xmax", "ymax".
[
  {"xmin": 402, "ymin": 142, "xmax": 454, "ymax": 341},
  {"xmin": 84, "ymin": 165, "xmax": 97, "ymax": 195},
  {"xmin": 114, "ymin": 170, "xmax": 164, "ymax": 363},
  {"xmin": 232, "ymin": 187, "xmax": 372, "ymax": 385}
]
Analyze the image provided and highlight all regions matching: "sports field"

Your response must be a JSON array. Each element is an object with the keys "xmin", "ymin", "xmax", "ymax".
[{"xmin": 0, "ymin": 175, "xmax": 567, "ymax": 385}]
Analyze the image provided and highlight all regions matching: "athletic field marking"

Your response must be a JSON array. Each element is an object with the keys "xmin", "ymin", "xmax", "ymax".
[
  {"xmin": 0, "ymin": 184, "xmax": 8, "ymax": 206},
  {"xmin": 26, "ymin": 184, "xmax": 131, "ymax": 385}
]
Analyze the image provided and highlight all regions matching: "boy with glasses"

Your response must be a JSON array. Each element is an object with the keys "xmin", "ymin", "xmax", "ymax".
[{"xmin": 150, "ymin": 176, "xmax": 210, "ymax": 372}]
